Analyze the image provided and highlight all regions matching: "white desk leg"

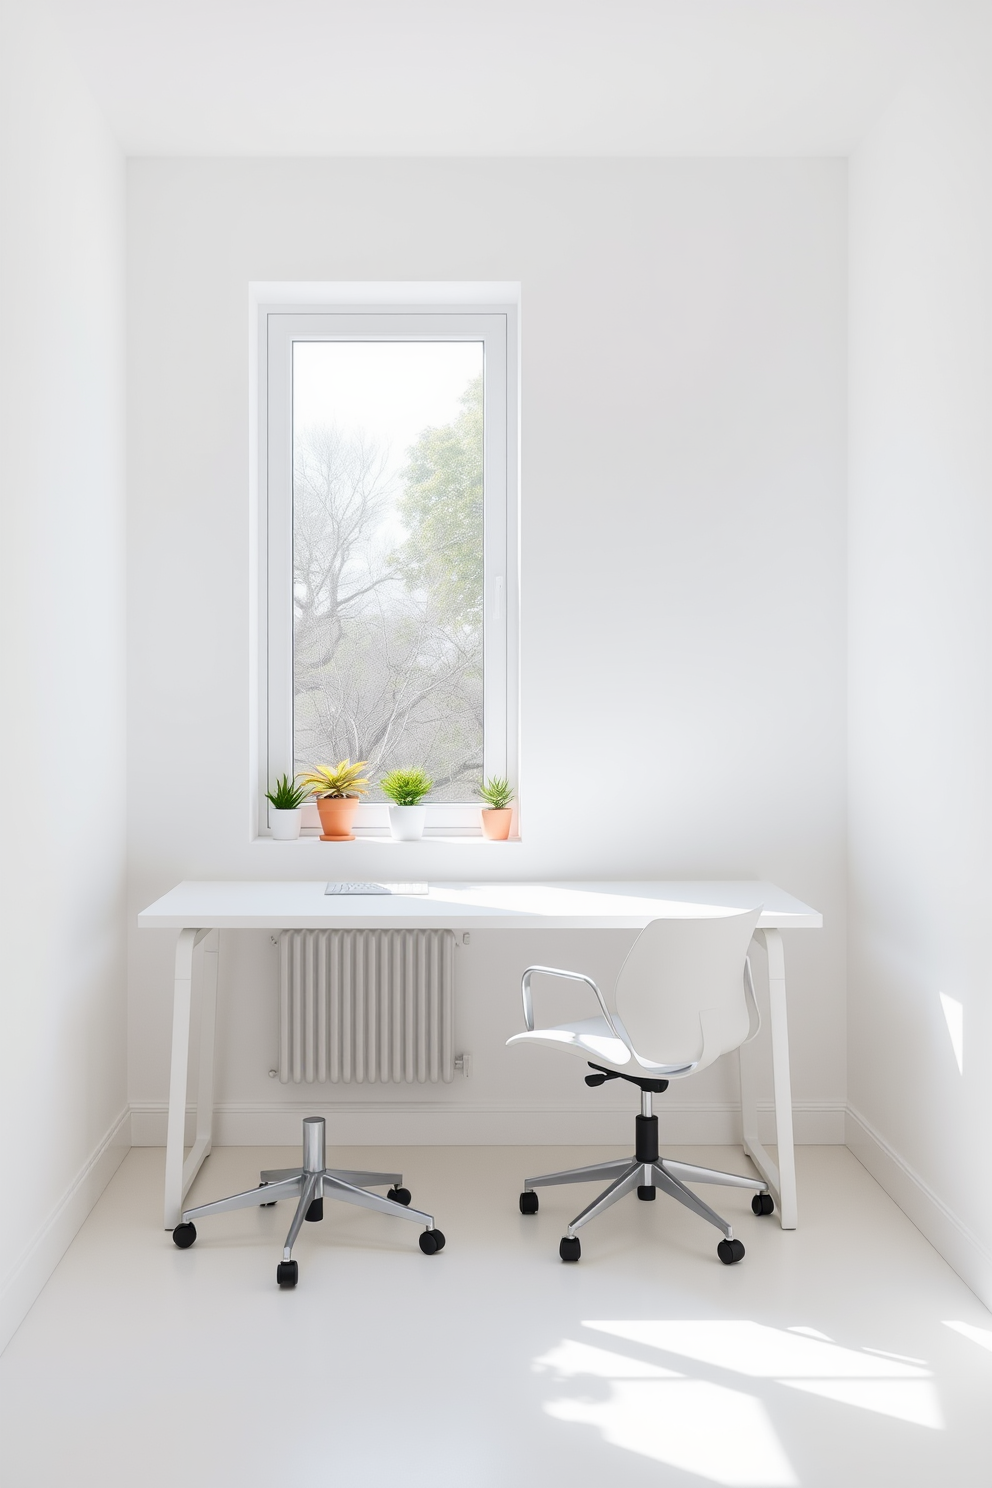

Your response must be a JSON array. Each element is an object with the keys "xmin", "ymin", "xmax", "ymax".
[
  {"xmin": 739, "ymin": 927, "xmax": 798, "ymax": 1229},
  {"xmin": 163, "ymin": 927, "xmax": 217, "ymax": 1229},
  {"xmin": 739, "ymin": 1003, "xmax": 762, "ymax": 1161},
  {"xmin": 194, "ymin": 930, "xmax": 219, "ymax": 1154}
]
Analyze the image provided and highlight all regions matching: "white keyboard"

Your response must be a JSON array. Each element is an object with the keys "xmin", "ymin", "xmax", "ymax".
[{"xmin": 324, "ymin": 882, "xmax": 429, "ymax": 896}]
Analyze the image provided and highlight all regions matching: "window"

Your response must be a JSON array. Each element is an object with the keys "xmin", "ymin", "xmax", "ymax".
[{"xmin": 255, "ymin": 293, "xmax": 518, "ymax": 836}]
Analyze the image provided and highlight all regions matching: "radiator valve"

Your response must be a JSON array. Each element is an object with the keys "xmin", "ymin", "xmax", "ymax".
[{"xmin": 454, "ymin": 1053, "xmax": 472, "ymax": 1078}]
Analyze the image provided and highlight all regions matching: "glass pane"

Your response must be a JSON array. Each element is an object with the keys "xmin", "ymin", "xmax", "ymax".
[{"xmin": 292, "ymin": 341, "xmax": 484, "ymax": 801}]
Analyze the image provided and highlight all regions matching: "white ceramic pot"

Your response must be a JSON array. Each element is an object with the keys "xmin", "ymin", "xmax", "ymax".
[
  {"xmin": 270, "ymin": 807, "xmax": 303, "ymax": 840},
  {"xmin": 388, "ymin": 804, "xmax": 427, "ymax": 841}
]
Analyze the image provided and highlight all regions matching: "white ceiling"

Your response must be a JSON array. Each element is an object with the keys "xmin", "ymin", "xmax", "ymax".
[{"xmin": 51, "ymin": 0, "xmax": 939, "ymax": 157}]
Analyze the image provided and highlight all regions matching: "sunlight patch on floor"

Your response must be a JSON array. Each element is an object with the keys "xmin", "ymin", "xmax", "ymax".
[
  {"xmin": 584, "ymin": 1320, "xmax": 942, "ymax": 1431},
  {"xmin": 584, "ymin": 1320, "xmax": 932, "ymax": 1380},
  {"xmin": 784, "ymin": 1377, "xmax": 942, "ymax": 1427},
  {"xmin": 944, "ymin": 1320, "xmax": 992, "ymax": 1353},
  {"xmin": 533, "ymin": 1317, "xmax": 946, "ymax": 1481},
  {"xmin": 543, "ymin": 1378, "xmax": 797, "ymax": 1487}
]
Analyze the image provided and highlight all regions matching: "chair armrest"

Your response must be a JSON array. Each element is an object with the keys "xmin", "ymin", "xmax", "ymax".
[
  {"xmin": 742, "ymin": 954, "xmax": 761, "ymax": 1043},
  {"xmin": 520, "ymin": 965, "xmax": 621, "ymax": 1037}
]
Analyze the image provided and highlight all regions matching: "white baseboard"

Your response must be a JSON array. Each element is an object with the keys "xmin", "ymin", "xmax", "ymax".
[
  {"xmin": 0, "ymin": 1107, "xmax": 130, "ymax": 1355},
  {"xmin": 130, "ymin": 1100, "xmax": 846, "ymax": 1148},
  {"xmin": 846, "ymin": 1105, "xmax": 992, "ymax": 1313}
]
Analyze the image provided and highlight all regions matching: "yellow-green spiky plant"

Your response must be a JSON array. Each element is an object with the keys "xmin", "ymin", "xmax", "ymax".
[
  {"xmin": 477, "ymin": 775, "xmax": 513, "ymax": 810},
  {"xmin": 297, "ymin": 759, "xmax": 370, "ymax": 799}
]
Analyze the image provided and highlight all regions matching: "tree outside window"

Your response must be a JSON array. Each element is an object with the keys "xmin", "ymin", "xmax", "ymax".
[{"xmin": 292, "ymin": 346, "xmax": 484, "ymax": 801}]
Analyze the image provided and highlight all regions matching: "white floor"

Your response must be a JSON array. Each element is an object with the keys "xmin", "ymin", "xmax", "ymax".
[{"xmin": 3, "ymin": 1143, "xmax": 992, "ymax": 1487}]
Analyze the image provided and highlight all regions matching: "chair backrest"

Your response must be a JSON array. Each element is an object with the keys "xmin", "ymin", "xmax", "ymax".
[{"xmin": 613, "ymin": 908, "xmax": 763, "ymax": 1072}]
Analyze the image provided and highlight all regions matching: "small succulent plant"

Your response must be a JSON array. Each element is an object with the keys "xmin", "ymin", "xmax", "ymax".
[
  {"xmin": 264, "ymin": 774, "xmax": 309, "ymax": 810},
  {"xmin": 477, "ymin": 776, "xmax": 513, "ymax": 810}
]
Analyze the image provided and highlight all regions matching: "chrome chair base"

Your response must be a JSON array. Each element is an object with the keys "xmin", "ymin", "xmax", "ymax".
[
  {"xmin": 172, "ymin": 1116, "xmax": 445, "ymax": 1286},
  {"xmin": 521, "ymin": 1091, "xmax": 769, "ymax": 1264}
]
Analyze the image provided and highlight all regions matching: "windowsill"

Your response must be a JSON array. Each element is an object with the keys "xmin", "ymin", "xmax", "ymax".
[{"xmin": 252, "ymin": 834, "xmax": 522, "ymax": 845}]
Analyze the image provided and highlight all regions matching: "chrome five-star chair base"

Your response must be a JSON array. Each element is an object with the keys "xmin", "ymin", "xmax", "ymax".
[
  {"xmin": 519, "ymin": 1066, "xmax": 773, "ymax": 1264},
  {"xmin": 171, "ymin": 1115, "xmax": 445, "ymax": 1287}
]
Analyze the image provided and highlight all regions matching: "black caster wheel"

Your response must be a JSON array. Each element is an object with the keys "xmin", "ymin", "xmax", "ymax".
[
  {"xmin": 419, "ymin": 1229, "xmax": 446, "ymax": 1254},
  {"xmin": 276, "ymin": 1260, "xmax": 299, "ymax": 1288},
  {"xmin": 305, "ymin": 1197, "xmax": 324, "ymax": 1222},
  {"xmin": 637, "ymin": 1185, "xmax": 656, "ymax": 1201},
  {"xmin": 717, "ymin": 1238, "xmax": 746, "ymax": 1265},
  {"xmin": 387, "ymin": 1187, "xmax": 412, "ymax": 1206},
  {"xmin": 752, "ymin": 1192, "xmax": 775, "ymax": 1216},
  {"xmin": 559, "ymin": 1236, "xmax": 581, "ymax": 1263},
  {"xmin": 258, "ymin": 1183, "xmax": 276, "ymax": 1208},
  {"xmin": 172, "ymin": 1222, "xmax": 196, "ymax": 1249},
  {"xmin": 519, "ymin": 1191, "xmax": 539, "ymax": 1215}
]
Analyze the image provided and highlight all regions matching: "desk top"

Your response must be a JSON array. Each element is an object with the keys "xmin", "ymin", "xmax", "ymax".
[{"xmin": 138, "ymin": 880, "xmax": 822, "ymax": 931}]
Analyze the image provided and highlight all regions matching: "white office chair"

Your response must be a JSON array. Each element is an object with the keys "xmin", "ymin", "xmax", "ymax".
[{"xmin": 507, "ymin": 908, "xmax": 773, "ymax": 1264}]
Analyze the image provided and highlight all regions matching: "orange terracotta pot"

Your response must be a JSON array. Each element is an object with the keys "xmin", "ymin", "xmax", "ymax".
[
  {"xmin": 481, "ymin": 807, "xmax": 513, "ymax": 841},
  {"xmin": 316, "ymin": 795, "xmax": 361, "ymax": 841}
]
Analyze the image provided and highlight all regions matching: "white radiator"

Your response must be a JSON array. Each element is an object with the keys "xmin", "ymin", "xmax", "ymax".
[{"xmin": 278, "ymin": 928, "xmax": 455, "ymax": 1084}]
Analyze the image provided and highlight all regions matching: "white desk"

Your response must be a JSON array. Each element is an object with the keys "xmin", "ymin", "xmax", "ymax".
[{"xmin": 139, "ymin": 880, "xmax": 821, "ymax": 1231}]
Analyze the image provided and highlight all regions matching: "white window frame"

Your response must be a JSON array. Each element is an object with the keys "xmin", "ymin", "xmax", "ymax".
[{"xmin": 253, "ymin": 289, "xmax": 519, "ymax": 838}]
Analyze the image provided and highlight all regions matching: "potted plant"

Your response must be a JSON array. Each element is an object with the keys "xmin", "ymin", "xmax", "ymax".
[
  {"xmin": 380, "ymin": 768, "xmax": 433, "ymax": 840},
  {"xmin": 477, "ymin": 776, "xmax": 514, "ymax": 840},
  {"xmin": 297, "ymin": 759, "xmax": 370, "ymax": 841},
  {"xmin": 264, "ymin": 774, "xmax": 308, "ymax": 840}
]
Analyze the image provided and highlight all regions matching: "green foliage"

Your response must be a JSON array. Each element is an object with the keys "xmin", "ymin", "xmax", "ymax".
[
  {"xmin": 477, "ymin": 775, "xmax": 513, "ymax": 810},
  {"xmin": 379, "ymin": 768, "xmax": 433, "ymax": 806},
  {"xmin": 297, "ymin": 759, "xmax": 370, "ymax": 799},
  {"xmin": 264, "ymin": 774, "xmax": 308, "ymax": 811},
  {"xmin": 392, "ymin": 374, "xmax": 484, "ymax": 632}
]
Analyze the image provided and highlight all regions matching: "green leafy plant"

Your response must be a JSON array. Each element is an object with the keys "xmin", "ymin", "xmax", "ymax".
[
  {"xmin": 477, "ymin": 776, "xmax": 513, "ymax": 811},
  {"xmin": 297, "ymin": 759, "xmax": 370, "ymax": 799},
  {"xmin": 264, "ymin": 774, "xmax": 309, "ymax": 810},
  {"xmin": 380, "ymin": 768, "xmax": 433, "ymax": 806}
]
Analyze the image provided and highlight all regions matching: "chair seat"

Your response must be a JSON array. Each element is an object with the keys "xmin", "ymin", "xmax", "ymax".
[{"xmin": 507, "ymin": 1015, "xmax": 676, "ymax": 1075}]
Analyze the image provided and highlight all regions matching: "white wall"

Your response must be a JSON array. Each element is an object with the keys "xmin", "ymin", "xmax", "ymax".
[
  {"xmin": 0, "ymin": 1, "xmax": 127, "ymax": 1349},
  {"xmin": 127, "ymin": 159, "xmax": 847, "ymax": 1147},
  {"xmin": 848, "ymin": 10, "xmax": 992, "ymax": 1307}
]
